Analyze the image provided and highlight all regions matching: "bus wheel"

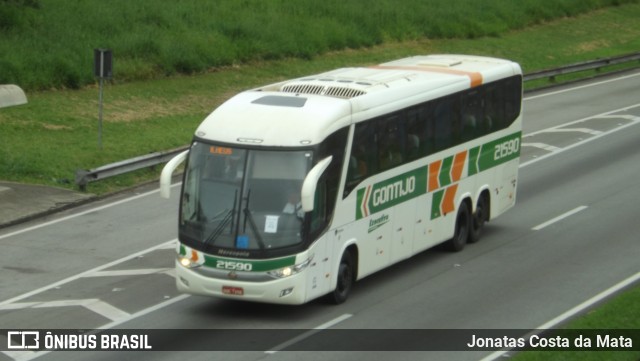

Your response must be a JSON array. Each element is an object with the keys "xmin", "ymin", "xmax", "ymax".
[
  {"xmin": 447, "ymin": 201, "xmax": 470, "ymax": 252},
  {"xmin": 328, "ymin": 251, "xmax": 354, "ymax": 304},
  {"xmin": 469, "ymin": 193, "xmax": 488, "ymax": 243}
]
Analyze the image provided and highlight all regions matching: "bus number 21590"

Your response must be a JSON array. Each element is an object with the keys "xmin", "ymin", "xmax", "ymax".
[
  {"xmin": 494, "ymin": 138, "xmax": 520, "ymax": 161},
  {"xmin": 216, "ymin": 260, "xmax": 253, "ymax": 272}
]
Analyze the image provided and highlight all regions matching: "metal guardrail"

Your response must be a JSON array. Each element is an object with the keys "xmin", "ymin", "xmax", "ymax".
[
  {"xmin": 75, "ymin": 146, "xmax": 189, "ymax": 191},
  {"xmin": 74, "ymin": 52, "xmax": 640, "ymax": 191},
  {"xmin": 523, "ymin": 52, "xmax": 640, "ymax": 82}
]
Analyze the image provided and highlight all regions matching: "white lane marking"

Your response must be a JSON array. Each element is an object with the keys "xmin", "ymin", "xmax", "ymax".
[
  {"xmin": 1, "ymin": 350, "xmax": 35, "ymax": 361},
  {"xmin": 524, "ymin": 71, "xmax": 640, "ymax": 100},
  {"xmin": 0, "ymin": 299, "xmax": 131, "ymax": 322},
  {"xmin": 0, "ymin": 239, "xmax": 177, "ymax": 307},
  {"xmin": 523, "ymin": 102, "xmax": 640, "ymax": 138},
  {"xmin": 543, "ymin": 127, "xmax": 603, "ymax": 135},
  {"xmin": 4, "ymin": 294, "xmax": 192, "ymax": 361},
  {"xmin": 0, "ymin": 183, "xmax": 182, "ymax": 241},
  {"xmin": 86, "ymin": 268, "xmax": 172, "ymax": 277},
  {"xmin": 40, "ymin": 299, "xmax": 131, "ymax": 322},
  {"xmin": 479, "ymin": 270, "xmax": 640, "ymax": 361},
  {"xmin": 520, "ymin": 104, "xmax": 640, "ymax": 168},
  {"xmin": 531, "ymin": 206, "xmax": 588, "ymax": 231},
  {"xmin": 521, "ymin": 142, "xmax": 561, "ymax": 152},
  {"xmin": 265, "ymin": 313, "xmax": 353, "ymax": 354}
]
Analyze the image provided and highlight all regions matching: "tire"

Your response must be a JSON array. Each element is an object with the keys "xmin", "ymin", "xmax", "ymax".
[
  {"xmin": 446, "ymin": 201, "xmax": 471, "ymax": 252},
  {"xmin": 469, "ymin": 193, "xmax": 488, "ymax": 244},
  {"xmin": 327, "ymin": 250, "xmax": 354, "ymax": 304}
]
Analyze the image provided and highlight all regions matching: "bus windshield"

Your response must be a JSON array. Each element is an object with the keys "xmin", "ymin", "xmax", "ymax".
[{"xmin": 179, "ymin": 142, "xmax": 314, "ymax": 253}]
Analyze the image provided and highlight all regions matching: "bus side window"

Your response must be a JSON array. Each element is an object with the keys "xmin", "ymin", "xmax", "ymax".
[
  {"xmin": 406, "ymin": 107, "xmax": 424, "ymax": 161},
  {"xmin": 433, "ymin": 96, "xmax": 456, "ymax": 151},
  {"xmin": 345, "ymin": 122, "xmax": 375, "ymax": 196},
  {"xmin": 504, "ymin": 76, "xmax": 523, "ymax": 126},
  {"xmin": 377, "ymin": 115, "xmax": 404, "ymax": 171},
  {"xmin": 461, "ymin": 89, "xmax": 483, "ymax": 142}
]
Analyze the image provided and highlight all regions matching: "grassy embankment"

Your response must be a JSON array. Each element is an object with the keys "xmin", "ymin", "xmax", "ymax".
[
  {"xmin": 512, "ymin": 284, "xmax": 640, "ymax": 360},
  {"xmin": 0, "ymin": 2, "xmax": 639, "ymax": 358},
  {"xmin": 1, "ymin": 0, "xmax": 637, "ymax": 91},
  {"xmin": 0, "ymin": 1, "xmax": 639, "ymax": 194}
]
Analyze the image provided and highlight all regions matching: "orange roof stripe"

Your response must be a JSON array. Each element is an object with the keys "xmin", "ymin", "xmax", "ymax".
[{"xmin": 370, "ymin": 65, "xmax": 484, "ymax": 88}]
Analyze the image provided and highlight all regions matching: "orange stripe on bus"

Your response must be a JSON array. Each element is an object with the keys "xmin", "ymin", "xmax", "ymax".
[
  {"xmin": 428, "ymin": 160, "xmax": 442, "ymax": 192},
  {"xmin": 442, "ymin": 184, "xmax": 458, "ymax": 216},
  {"xmin": 451, "ymin": 151, "xmax": 467, "ymax": 182},
  {"xmin": 370, "ymin": 65, "xmax": 483, "ymax": 87}
]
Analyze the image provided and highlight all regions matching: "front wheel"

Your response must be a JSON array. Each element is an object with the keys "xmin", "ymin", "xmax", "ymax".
[
  {"xmin": 327, "ymin": 251, "xmax": 354, "ymax": 304},
  {"xmin": 446, "ymin": 201, "xmax": 471, "ymax": 252}
]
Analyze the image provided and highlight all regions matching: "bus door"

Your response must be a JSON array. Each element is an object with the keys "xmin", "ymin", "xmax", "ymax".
[
  {"xmin": 391, "ymin": 199, "xmax": 416, "ymax": 263},
  {"xmin": 305, "ymin": 231, "xmax": 333, "ymax": 301},
  {"xmin": 366, "ymin": 211, "xmax": 392, "ymax": 274}
]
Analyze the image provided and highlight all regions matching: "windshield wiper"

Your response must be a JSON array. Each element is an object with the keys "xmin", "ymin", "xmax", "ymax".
[
  {"xmin": 203, "ymin": 190, "xmax": 238, "ymax": 246},
  {"xmin": 241, "ymin": 189, "xmax": 266, "ymax": 250},
  {"xmin": 243, "ymin": 208, "xmax": 265, "ymax": 250}
]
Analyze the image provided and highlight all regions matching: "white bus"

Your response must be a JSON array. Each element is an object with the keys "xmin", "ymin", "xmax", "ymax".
[{"xmin": 160, "ymin": 55, "xmax": 522, "ymax": 305}]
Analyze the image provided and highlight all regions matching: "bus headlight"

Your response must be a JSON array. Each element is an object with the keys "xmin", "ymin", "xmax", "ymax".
[
  {"xmin": 178, "ymin": 256, "xmax": 201, "ymax": 269},
  {"xmin": 267, "ymin": 257, "xmax": 312, "ymax": 278}
]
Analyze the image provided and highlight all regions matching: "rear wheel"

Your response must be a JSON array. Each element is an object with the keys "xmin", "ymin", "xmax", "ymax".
[
  {"xmin": 446, "ymin": 201, "xmax": 470, "ymax": 252},
  {"xmin": 469, "ymin": 193, "xmax": 489, "ymax": 243},
  {"xmin": 327, "ymin": 250, "xmax": 354, "ymax": 304}
]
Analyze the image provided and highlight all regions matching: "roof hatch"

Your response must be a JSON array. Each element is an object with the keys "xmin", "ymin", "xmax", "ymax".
[{"xmin": 280, "ymin": 79, "xmax": 367, "ymax": 99}]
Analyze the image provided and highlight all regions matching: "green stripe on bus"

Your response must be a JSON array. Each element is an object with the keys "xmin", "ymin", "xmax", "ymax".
[
  {"xmin": 203, "ymin": 254, "xmax": 296, "ymax": 272},
  {"xmin": 468, "ymin": 146, "xmax": 480, "ymax": 176},
  {"xmin": 439, "ymin": 156, "xmax": 453, "ymax": 187},
  {"xmin": 356, "ymin": 185, "xmax": 370, "ymax": 220},
  {"xmin": 431, "ymin": 189, "xmax": 444, "ymax": 220},
  {"xmin": 476, "ymin": 132, "xmax": 521, "ymax": 172},
  {"xmin": 356, "ymin": 167, "xmax": 428, "ymax": 220},
  {"xmin": 179, "ymin": 244, "xmax": 296, "ymax": 272},
  {"xmin": 356, "ymin": 130, "xmax": 521, "ymax": 220}
]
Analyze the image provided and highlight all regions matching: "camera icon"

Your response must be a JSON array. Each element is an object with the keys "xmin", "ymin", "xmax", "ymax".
[{"xmin": 7, "ymin": 331, "xmax": 40, "ymax": 350}]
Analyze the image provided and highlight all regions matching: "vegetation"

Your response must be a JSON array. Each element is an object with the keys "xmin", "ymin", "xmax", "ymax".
[
  {"xmin": 1, "ymin": 2, "xmax": 640, "ymax": 193},
  {"xmin": 512, "ymin": 285, "xmax": 640, "ymax": 361},
  {"xmin": 0, "ymin": 0, "xmax": 638, "ymax": 90}
]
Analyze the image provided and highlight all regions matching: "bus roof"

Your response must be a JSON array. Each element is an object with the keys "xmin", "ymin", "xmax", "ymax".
[{"xmin": 196, "ymin": 55, "xmax": 521, "ymax": 147}]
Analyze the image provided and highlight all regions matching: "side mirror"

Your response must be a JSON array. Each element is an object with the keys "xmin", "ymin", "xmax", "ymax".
[
  {"xmin": 301, "ymin": 156, "xmax": 332, "ymax": 212},
  {"xmin": 160, "ymin": 150, "xmax": 189, "ymax": 199}
]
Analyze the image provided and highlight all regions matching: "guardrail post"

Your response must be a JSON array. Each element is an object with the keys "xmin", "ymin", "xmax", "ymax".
[{"xmin": 75, "ymin": 170, "xmax": 91, "ymax": 192}]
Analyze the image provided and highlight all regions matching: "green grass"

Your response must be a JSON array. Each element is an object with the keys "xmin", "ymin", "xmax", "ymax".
[
  {"xmin": 0, "ymin": 0, "xmax": 638, "ymax": 90},
  {"xmin": 512, "ymin": 285, "xmax": 640, "ymax": 361},
  {"xmin": 1, "ymin": 2, "xmax": 640, "ymax": 194}
]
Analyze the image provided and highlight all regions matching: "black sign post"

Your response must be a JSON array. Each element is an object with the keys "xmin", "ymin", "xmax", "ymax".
[{"xmin": 94, "ymin": 49, "xmax": 112, "ymax": 150}]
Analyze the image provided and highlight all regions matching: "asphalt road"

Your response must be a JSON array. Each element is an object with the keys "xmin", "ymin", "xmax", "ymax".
[{"xmin": 1, "ymin": 70, "xmax": 639, "ymax": 361}]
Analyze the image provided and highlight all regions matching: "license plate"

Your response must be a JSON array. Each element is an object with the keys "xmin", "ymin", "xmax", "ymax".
[{"xmin": 222, "ymin": 286, "xmax": 244, "ymax": 296}]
